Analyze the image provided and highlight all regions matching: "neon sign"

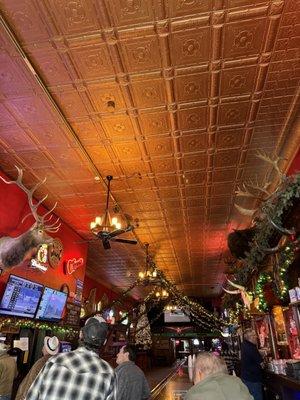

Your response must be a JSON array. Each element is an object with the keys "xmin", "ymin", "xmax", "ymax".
[{"xmin": 64, "ymin": 258, "xmax": 84, "ymax": 275}]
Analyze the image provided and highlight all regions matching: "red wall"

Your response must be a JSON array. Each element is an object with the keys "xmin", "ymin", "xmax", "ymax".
[
  {"xmin": 287, "ymin": 149, "xmax": 300, "ymax": 176},
  {"xmin": 0, "ymin": 170, "xmax": 88, "ymax": 298},
  {"xmin": 83, "ymin": 275, "xmax": 134, "ymax": 311}
]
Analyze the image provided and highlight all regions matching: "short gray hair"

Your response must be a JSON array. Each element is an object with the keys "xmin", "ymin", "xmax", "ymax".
[
  {"xmin": 194, "ymin": 352, "xmax": 228, "ymax": 378},
  {"xmin": 244, "ymin": 328, "xmax": 256, "ymax": 341}
]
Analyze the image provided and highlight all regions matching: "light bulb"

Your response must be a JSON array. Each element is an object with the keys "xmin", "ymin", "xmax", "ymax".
[
  {"xmin": 152, "ymin": 270, "xmax": 157, "ymax": 278},
  {"xmin": 116, "ymin": 222, "xmax": 121, "ymax": 229},
  {"xmin": 156, "ymin": 291, "xmax": 160, "ymax": 297},
  {"xmin": 138, "ymin": 272, "xmax": 145, "ymax": 279},
  {"xmin": 90, "ymin": 221, "xmax": 96, "ymax": 229},
  {"xmin": 95, "ymin": 216, "xmax": 102, "ymax": 225},
  {"xmin": 111, "ymin": 217, "xmax": 118, "ymax": 226}
]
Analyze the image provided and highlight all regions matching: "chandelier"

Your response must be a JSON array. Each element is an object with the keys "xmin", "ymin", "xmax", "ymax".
[
  {"xmin": 155, "ymin": 289, "xmax": 169, "ymax": 298},
  {"xmin": 90, "ymin": 176, "xmax": 122, "ymax": 234},
  {"xmin": 138, "ymin": 243, "xmax": 158, "ymax": 281}
]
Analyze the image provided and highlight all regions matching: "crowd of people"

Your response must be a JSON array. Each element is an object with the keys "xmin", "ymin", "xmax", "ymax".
[{"xmin": 0, "ymin": 319, "xmax": 263, "ymax": 400}]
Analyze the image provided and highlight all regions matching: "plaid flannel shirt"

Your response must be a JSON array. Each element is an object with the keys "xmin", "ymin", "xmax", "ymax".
[{"xmin": 25, "ymin": 347, "xmax": 117, "ymax": 400}]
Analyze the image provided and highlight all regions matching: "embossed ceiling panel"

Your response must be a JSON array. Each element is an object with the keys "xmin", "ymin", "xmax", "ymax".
[{"xmin": 0, "ymin": 0, "xmax": 299, "ymax": 299}]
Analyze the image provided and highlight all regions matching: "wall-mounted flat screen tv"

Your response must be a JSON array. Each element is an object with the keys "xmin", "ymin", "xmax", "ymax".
[
  {"xmin": 0, "ymin": 275, "xmax": 44, "ymax": 318},
  {"xmin": 35, "ymin": 287, "xmax": 67, "ymax": 322},
  {"xmin": 164, "ymin": 309, "xmax": 190, "ymax": 323}
]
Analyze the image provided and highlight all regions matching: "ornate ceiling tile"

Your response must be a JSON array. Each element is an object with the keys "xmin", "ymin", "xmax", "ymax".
[
  {"xmin": 131, "ymin": 78, "xmax": 166, "ymax": 108},
  {"xmin": 175, "ymin": 72, "xmax": 209, "ymax": 102},
  {"xmin": 223, "ymin": 19, "xmax": 267, "ymax": 59},
  {"xmin": 107, "ymin": 0, "xmax": 155, "ymax": 27},
  {"xmin": 178, "ymin": 106, "xmax": 207, "ymax": 130},
  {"xmin": 220, "ymin": 65, "xmax": 257, "ymax": 96},
  {"xmin": 70, "ymin": 44, "xmax": 115, "ymax": 79},
  {"xmin": 121, "ymin": 37, "xmax": 161, "ymax": 72},
  {"xmin": 139, "ymin": 111, "xmax": 171, "ymax": 135},
  {"xmin": 145, "ymin": 137, "xmax": 174, "ymax": 157},
  {"xmin": 88, "ymin": 83, "xmax": 126, "ymax": 113},
  {"xmin": 167, "ymin": 0, "xmax": 213, "ymax": 18},
  {"xmin": 102, "ymin": 114, "xmax": 135, "ymax": 140},
  {"xmin": 170, "ymin": 27, "xmax": 211, "ymax": 67},
  {"xmin": 113, "ymin": 141, "xmax": 142, "ymax": 160}
]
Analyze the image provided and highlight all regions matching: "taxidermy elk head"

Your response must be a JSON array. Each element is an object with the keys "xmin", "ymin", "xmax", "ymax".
[
  {"xmin": 229, "ymin": 151, "xmax": 295, "ymax": 256},
  {"xmin": 0, "ymin": 166, "xmax": 61, "ymax": 271}
]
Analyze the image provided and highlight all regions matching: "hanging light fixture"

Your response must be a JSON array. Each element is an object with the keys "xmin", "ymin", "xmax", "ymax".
[
  {"xmin": 90, "ymin": 176, "xmax": 122, "ymax": 234},
  {"xmin": 138, "ymin": 243, "xmax": 158, "ymax": 281}
]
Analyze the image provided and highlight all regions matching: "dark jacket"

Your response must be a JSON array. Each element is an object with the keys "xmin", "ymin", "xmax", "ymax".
[
  {"xmin": 241, "ymin": 340, "xmax": 263, "ymax": 382},
  {"xmin": 115, "ymin": 361, "xmax": 150, "ymax": 400}
]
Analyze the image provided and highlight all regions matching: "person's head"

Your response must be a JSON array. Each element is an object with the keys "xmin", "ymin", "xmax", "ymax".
[
  {"xmin": 81, "ymin": 315, "xmax": 108, "ymax": 352},
  {"xmin": 244, "ymin": 328, "xmax": 258, "ymax": 345},
  {"xmin": 193, "ymin": 352, "xmax": 227, "ymax": 384},
  {"xmin": 0, "ymin": 342, "xmax": 8, "ymax": 355},
  {"xmin": 43, "ymin": 336, "xmax": 60, "ymax": 356},
  {"xmin": 116, "ymin": 344, "xmax": 136, "ymax": 365}
]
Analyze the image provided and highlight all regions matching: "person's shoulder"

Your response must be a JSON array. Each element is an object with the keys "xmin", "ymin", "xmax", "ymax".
[{"xmin": 97, "ymin": 357, "xmax": 114, "ymax": 374}]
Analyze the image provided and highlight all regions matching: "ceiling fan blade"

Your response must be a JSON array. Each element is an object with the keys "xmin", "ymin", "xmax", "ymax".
[
  {"xmin": 107, "ymin": 229, "xmax": 126, "ymax": 239},
  {"xmin": 111, "ymin": 238, "xmax": 138, "ymax": 245}
]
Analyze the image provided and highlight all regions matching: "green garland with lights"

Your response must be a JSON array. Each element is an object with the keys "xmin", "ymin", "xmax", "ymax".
[
  {"xmin": 0, "ymin": 318, "xmax": 79, "ymax": 338},
  {"xmin": 254, "ymin": 242, "xmax": 296, "ymax": 311},
  {"xmin": 274, "ymin": 244, "xmax": 295, "ymax": 300},
  {"xmin": 255, "ymin": 272, "xmax": 272, "ymax": 312}
]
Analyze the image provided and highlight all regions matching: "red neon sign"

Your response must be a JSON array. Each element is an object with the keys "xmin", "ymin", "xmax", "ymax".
[{"xmin": 65, "ymin": 258, "xmax": 84, "ymax": 275}]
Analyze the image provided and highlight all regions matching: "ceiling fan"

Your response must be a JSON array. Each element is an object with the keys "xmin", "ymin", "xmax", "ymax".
[{"xmin": 90, "ymin": 175, "xmax": 138, "ymax": 250}]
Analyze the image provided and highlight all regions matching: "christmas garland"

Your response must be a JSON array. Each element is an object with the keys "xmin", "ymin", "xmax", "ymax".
[
  {"xmin": 254, "ymin": 242, "xmax": 296, "ymax": 311},
  {"xmin": 255, "ymin": 272, "xmax": 272, "ymax": 312},
  {"xmin": 0, "ymin": 317, "xmax": 79, "ymax": 338}
]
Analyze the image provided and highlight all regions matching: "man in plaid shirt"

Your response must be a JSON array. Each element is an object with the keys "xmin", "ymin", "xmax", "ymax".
[{"xmin": 25, "ymin": 316, "xmax": 116, "ymax": 400}]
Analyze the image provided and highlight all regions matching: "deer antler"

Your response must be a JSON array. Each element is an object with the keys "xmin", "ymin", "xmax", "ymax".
[
  {"xmin": 256, "ymin": 150, "xmax": 284, "ymax": 181},
  {"xmin": 226, "ymin": 277, "xmax": 246, "ymax": 291},
  {"xmin": 234, "ymin": 204, "xmax": 258, "ymax": 217},
  {"xmin": 223, "ymin": 287, "xmax": 240, "ymax": 295},
  {"xmin": 0, "ymin": 166, "xmax": 60, "ymax": 233}
]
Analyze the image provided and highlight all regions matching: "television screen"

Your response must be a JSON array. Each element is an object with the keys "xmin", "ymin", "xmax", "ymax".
[
  {"xmin": 35, "ymin": 287, "xmax": 67, "ymax": 322},
  {"xmin": 0, "ymin": 275, "xmax": 43, "ymax": 318},
  {"xmin": 164, "ymin": 309, "xmax": 190, "ymax": 323},
  {"xmin": 60, "ymin": 341, "xmax": 72, "ymax": 353}
]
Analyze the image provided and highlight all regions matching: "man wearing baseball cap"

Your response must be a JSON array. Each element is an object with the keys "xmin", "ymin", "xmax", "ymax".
[
  {"xmin": 16, "ymin": 336, "xmax": 59, "ymax": 400},
  {"xmin": 26, "ymin": 316, "xmax": 116, "ymax": 400}
]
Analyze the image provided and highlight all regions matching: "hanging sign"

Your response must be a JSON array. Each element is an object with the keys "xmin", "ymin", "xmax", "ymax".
[
  {"xmin": 48, "ymin": 238, "xmax": 63, "ymax": 269},
  {"xmin": 64, "ymin": 258, "xmax": 84, "ymax": 275},
  {"xmin": 30, "ymin": 244, "xmax": 49, "ymax": 272}
]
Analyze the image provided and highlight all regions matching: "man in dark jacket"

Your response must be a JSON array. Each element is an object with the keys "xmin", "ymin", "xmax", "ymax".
[
  {"xmin": 115, "ymin": 345, "xmax": 150, "ymax": 400},
  {"xmin": 241, "ymin": 329, "xmax": 263, "ymax": 400}
]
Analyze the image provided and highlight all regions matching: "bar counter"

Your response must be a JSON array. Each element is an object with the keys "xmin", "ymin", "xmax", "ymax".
[{"xmin": 263, "ymin": 370, "xmax": 300, "ymax": 400}]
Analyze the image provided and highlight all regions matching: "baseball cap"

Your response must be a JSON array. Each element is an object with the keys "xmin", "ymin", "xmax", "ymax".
[
  {"xmin": 82, "ymin": 316, "xmax": 108, "ymax": 347},
  {"xmin": 44, "ymin": 336, "xmax": 60, "ymax": 356}
]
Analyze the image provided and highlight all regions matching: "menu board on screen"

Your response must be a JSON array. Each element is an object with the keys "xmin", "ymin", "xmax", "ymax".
[
  {"xmin": 35, "ymin": 287, "xmax": 67, "ymax": 322},
  {"xmin": 0, "ymin": 275, "xmax": 43, "ymax": 318}
]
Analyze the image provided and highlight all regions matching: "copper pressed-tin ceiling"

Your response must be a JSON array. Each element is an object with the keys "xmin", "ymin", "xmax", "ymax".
[{"xmin": 0, "ymin": 0, "xmax": 299, "ymax": 298}]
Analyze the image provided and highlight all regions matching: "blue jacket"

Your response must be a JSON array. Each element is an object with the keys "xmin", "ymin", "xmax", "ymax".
[{"xmin": 241, "ymin": 340, "xmax": 263, "ymax": 382}]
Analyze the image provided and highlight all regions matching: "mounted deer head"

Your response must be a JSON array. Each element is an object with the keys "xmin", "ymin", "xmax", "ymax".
[
  {"xmin": 234, "ymin": 151, "xmax": 285, "ymax": 217},
  {"xmin": 0, "ymin": 166, "xmax": 61, "ymax": 271},
  {"xmin": 222, "ymin": 277, "xmax": 253, "ymax": 310}
]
